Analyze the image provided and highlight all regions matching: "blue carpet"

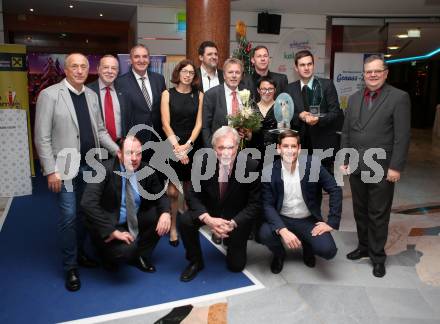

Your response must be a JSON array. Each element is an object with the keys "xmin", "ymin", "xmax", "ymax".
[{"xmin": 0, "ymin": 172, "xmax": 255, "ymax": 323}]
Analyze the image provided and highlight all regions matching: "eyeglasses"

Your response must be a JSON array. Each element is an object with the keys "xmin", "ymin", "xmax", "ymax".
[
  {"xmin": 259, "ymin": 88, "xmax": 275, "ymax": 94},
  {"xmin": 180, "ymin": 69, "xmax": 195, "ymax": 76},
  {"xmin": 364, "ymin": 69, "xmax": 387, "ymax": 76}
]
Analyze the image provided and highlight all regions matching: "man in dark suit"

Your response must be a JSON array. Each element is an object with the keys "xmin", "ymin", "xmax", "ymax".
[
  {"xmin": 195, "ymin": 41, "xmax": 224, "ymax": 92},
  {"xmin": 341, "ymin": 55, "xmax": 411, "ymax": 278},
  {"xmin": 115, "ymin": 44, "xmax": 166, "ymax": 149},
  {"xmin": 81, "ymin": 135, "xmax": 171, "ymax": 272},
  {"xmin": 258, "ymin": 130, "xmax": 342, "ymax": 274},
  {"xmin": 88, "ymin": 55, "xmax": 129, "ymax": 141},
  {"xmin": 287, "ymin": 50, "xmax": 343, "ymax": 174},
  {"xmin": 179, "ymin": 126, "xmax": 261, "ymax": 282},
  {"xmin": 241, "ymin": 45, "xmax": 288, "ymax": 102},
  {"xmin": 202, "ymin": 58, "xmax": 246, "ymax": 147}
]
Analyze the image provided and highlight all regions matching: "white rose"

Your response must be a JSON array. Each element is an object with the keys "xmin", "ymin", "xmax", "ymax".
[{"xmin": 239, "ymin": 89, "xmax": 251, "ymax": 106}]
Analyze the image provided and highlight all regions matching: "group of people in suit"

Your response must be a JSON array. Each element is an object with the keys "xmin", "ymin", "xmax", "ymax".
[{"xmin": 34, "ymin": 40, "xmax": 410, "ymax": 292}]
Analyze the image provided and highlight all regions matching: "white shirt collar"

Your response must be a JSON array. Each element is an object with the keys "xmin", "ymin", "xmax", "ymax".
[
  {"xmin": 300, "ymin": 76, "xmax": 315, "ymax": 90},
  {"xmin": 201, "ymin": 65, "xmax": 218, "ymax": 78},
  {"xmin": 281, "ymin": 159, "xmax": 299, "ymax": 175},
  {"xmin": 64, "ymin": 78, "xmax": 85, "ymax": 95},
  {"xmin": 98, "ymin": 78, "xmax": 114, "ymax": 91},
  {"xmin": 132, "ymin": 68, "xmax": 148, "ymax": 80}
]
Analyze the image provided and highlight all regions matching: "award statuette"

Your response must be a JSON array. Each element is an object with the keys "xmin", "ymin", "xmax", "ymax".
[
  {"xmin": 308, "ymin": 78, "xmax": 326, "ymax": 117},
  {"xmin": 270, "ymin": 92, "xmax": 295, "ymax": 134}
]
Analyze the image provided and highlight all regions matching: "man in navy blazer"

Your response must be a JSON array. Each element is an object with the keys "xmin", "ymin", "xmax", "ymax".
[
  {"xmin": 88, "ymin": 55, "xmax": 129, "ymax": 141},
  {"xmin": 258, "ymin": 130, "xmax": 342, "ymax": 274},
  {"xmin": 116, "ymin": 45, "xmax": 166, "ymax": 154}
]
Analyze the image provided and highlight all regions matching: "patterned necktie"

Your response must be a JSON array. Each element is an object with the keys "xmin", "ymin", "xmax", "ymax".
[
  {"xmin": 367, "ymin": 91, "xmax": 377, "ymax": 110},
  {"xmin": 140, "ymin": 77, "xmax": 152, "ymax": 110},
  {"xmin": 231, "ymin": 91, "xmax": 239, "ymax": 115},
  {"xmin": 104, "ymin": 87, "xmax": 117, "ymax": 141},
  {"xmin": 125, "ymin": 176, "xmax": 139, "ymax": 238}
]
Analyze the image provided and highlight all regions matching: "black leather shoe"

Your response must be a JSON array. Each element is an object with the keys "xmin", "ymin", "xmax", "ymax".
[
  {"xmin": 77, "ymin": 253, "xmax": 99, "ymax": 268},
  {"xmin": 65, "ymin": 269, "xmax": 81, "ymax": 292},
  {"xmin": 135, "ymin": 256, "xmax": 156, "ymax": 273},
  {"xmin": 211, "ymin": 233, "xmax": 222, "ymax": 245},
  {"xmin": 373, "ymin": 263, "xmax": 386, "ymax": 277},
  {"xmin": 270, "ymin": 255, "xmax": 284, "ymax": 274},
  {"xmin": 346, "ymin": 248, "xmax": 369, "ymax": 260},
  {"xmin": 169, "ymin": 239, "xmax": 179, "ymax": 247},
  {"xmin": 180, "ymin": 262, "xmax": 204, "ymax": 282},
  {"xmin": 303, "ymin": 251, "xmax": 316, "ymax": 268}
]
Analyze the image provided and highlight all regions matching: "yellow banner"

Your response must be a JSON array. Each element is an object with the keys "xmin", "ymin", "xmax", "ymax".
[{"xmin": 0, "ymin": 44, "xmax": 34, "ymax": 175}]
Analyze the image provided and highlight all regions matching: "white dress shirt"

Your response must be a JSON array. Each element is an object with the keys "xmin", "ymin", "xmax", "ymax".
[
  {"xmin": 200, "ymin": 66, "xmax": 220, "ymax": 92},
  {"xmin": 280, "ymin": 161, "xmax": 311, "ymax": 219},
  {"xmin": 132, "ymin": 69, "xmax": 153, "ymax": 103},
  {"xmin": 300, "ymin": 76, "xmax": 315, "ymax": 91},
  {"xmin": 98, "ymin": 79, "xmax": 122, "ymax": 138},
  {"xmin": 64, "ymin": 78, "xmax": 85, "ymax": 95}
]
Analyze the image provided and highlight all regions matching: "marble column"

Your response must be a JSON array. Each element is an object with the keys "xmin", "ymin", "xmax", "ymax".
[{"xmin": 186, "ymin": 0, "xmax": 230, "ymax": 67}]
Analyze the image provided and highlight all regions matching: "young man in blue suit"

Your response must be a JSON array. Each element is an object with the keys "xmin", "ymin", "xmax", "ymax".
[{"xmin": 258, "ymin": 130, "xmax": 342, "ymax": 274}]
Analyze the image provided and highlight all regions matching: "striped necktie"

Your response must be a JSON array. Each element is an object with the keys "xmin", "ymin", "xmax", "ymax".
[{"xmin": 140, "ymin": 77, "xmax": 152, "ymax": 110}]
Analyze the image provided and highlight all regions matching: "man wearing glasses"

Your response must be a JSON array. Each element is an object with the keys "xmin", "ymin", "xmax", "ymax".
[
  {"xmin": 341, "ymin": 55, "xmax": 411, "ymax": 278},
  {"xmin": 241, "ymin": 45, "xmax": 288, "ymax": 102}
]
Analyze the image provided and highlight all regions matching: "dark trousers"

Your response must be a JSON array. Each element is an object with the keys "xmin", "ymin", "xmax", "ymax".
[
  {"xmin": 89, "ymin": 207, "xmax": 161, "ymax": 265},
  {"xmin": 258, "ymin": 215, "xmax": 337, "ymax": 259},
  {"xmin": 349, "ymin": 174, "xmax": 395, "ymax": 263},
  {"xmin": 179, "ymin": 211, "xmax": 253, "ymax": 272}
]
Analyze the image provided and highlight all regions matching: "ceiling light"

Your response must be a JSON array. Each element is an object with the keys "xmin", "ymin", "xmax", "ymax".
[
  {"xmin": 397, "ymin": 34, "xmax": 409, "ymax": 39},
  {"xmin": 407, "ymin": 29, "xmax": 421, "ymax": 38},
  {"xmin": 29, "ymin": 8, "xmax": 34, "ymax": 12},
  {"xmin": 99, "ymin": 13, "xmax": 103, "ymax": 17},
  {"xmin": 384, "ymin": 54, "xmax": 392, "ymax": 58},
  {"xmin": 69, "ymin": 4, "xmax": 74, "ymax": 9},
  {"xmin": 388, "ymin": 46, "xmax": 399, "ymax": 50}
]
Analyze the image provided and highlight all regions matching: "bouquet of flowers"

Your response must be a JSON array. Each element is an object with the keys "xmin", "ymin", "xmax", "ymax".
[{"xmin": 227, "ymin": 89, "xmax": 262, "ymax": 149}]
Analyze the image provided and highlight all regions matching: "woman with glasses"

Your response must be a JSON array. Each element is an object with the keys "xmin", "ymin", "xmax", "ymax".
[
  {"xmin": 250, "ymin": 76, "xmax": 278, "ymax": 167},
  {"xmin": 161, "ymin": 59, "xmax": 203, "ymax": 247}
]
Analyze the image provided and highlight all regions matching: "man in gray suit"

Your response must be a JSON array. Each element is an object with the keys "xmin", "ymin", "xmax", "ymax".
[
  {"xmin": 34, "ymin": 53, "xmax": 119, "ymax": 291},
  {"xmin": 341, "ymin": 55, "xmax": 411, "ymax": 278},
  {"xmin": 202, "ymin": 58, "xmax": 246, "ymax": 147}
]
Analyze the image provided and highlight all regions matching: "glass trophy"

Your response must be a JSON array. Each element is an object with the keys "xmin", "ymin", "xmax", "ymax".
[
  {"xmin": 269, "ymin": 92, "xmax": 296, "ymax": 134},
  {"xmin": 308, "ymin": 79, "xmax": 326, "ymax": 117}
]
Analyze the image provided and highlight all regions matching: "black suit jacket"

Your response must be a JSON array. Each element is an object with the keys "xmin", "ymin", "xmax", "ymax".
[
  {"xmin": 186, "ymin": 155, "xmax": 261, "ymax": 227},
  {"xmin": 341, "ymin": 83, "xmax": 411, "ymax": 174},
  {"xmin": 115, "ymin": 69, "xmax": 166, "ymax": 143},
  {"xmin": 240, "ymin": 71, "xmax": 288, "ymax": 102},
  {"xmin": 87, "ymin": 79, "xmax": 130, "ymax": 138},
  {"xmin": 287, "ymin": 77, "xmax": 344, "ymax": 151},
  {"xmin": 262, "ymin": 156, "xmax": 342, "ymax": 232},
  {"xmin": 195, "ymin": 67, "xmax": 224, "ymax": 92},
  {"xmin": 201, "ymin": 84, "xmax": 246, "ymax": 147},
  {"xmin": 81, "ymin": 158, "xmax": 170, "ymax": 240}
]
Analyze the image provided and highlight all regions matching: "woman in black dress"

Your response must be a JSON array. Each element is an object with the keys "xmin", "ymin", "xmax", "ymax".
[
  {"xmin": 250, "ymin": 76, "xmax": 278, "ymax": 168},
  {"xmin": 161, "ymin": 60, "xmax": 203, "ymax": 246}
]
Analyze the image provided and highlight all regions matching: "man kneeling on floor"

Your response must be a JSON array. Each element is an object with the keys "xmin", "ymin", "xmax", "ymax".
[
  {"xmin": 258, "ymin": 130, "xmax": 342, "ymax": 274},
  {"xmin": 179, "ymin": 126, "xmax": 261, "ymax": 282},
  {"xmin": 81, "ymin": 135, "xmax": 171, "ymax": 272}
]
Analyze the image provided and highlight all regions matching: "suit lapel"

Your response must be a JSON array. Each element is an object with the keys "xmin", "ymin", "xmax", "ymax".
[
  {"xmin": 273, "ymin": 160, "xmax": 284, "ymax": 210},
  {"xmin": 293, "ymin": 81, "xmax": 305, "ymax": 112},
  {"xmin": 112, "ymin": 159, "xmax": 123, "ymax": 208},
  {"xmin": 219, "ymin": 85, "xmax": 228, "ymax": 124},
  {"xmin": 85, "ymin": 89, "xmax": 98, "ymax": 141},
  {"xmin": 60, "ymin": 84, "xmax": 79, "ymax": 131}
]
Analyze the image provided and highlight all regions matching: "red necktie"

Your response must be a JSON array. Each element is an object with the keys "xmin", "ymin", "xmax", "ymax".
[
  {"xmin": 104, "ymin": 86, "xmax": 117, "ymax": 141},
  {"xmin": 231, "ymin": 91, "xmax": 239, "ymax": 115}
]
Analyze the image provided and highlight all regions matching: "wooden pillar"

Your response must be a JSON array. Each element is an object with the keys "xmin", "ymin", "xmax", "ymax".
[{"xmin": 186, "ymin": 0, "xmax": 230, "ymax": 67}]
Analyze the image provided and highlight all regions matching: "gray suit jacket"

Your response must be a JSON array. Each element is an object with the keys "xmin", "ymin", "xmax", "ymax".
[
  {"xmin": 340, "ymin": 83, "xmax": 411, "ymax": 174},
  {"xmin": 34, "ymin": 79, "xmax": 119, "ymax": 179}
]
